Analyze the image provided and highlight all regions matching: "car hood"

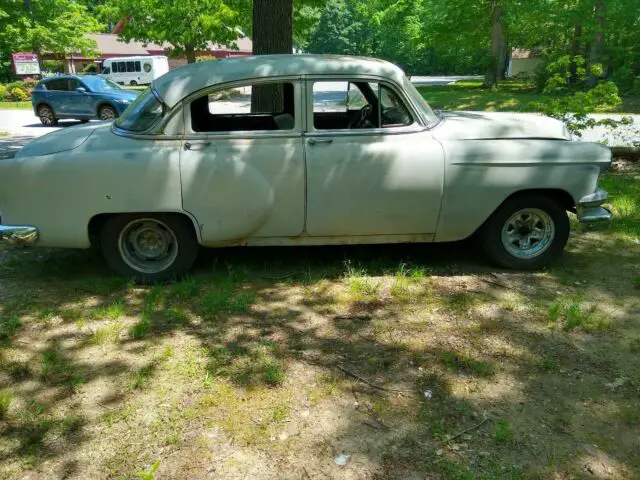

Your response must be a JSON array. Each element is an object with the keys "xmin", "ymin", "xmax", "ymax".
[
  {"xmin": 16, "ymin": 122, "xmax": 110, "ymax": 158},
  {"xmin": 431, "ymin": 111, "xmax": 571, "ymax": 141}
]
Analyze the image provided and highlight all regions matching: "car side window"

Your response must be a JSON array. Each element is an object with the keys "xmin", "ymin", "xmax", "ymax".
[
  {"xmin": 126, "ymin": 61, "xmax": 135, "ymax": 73},
  {"xmin": 189, "ymin": 82, "xmax": 296, "ymax": 133},
  {"xmin": 311, "ymin": 80, "xmax": 413, "ymax": 130},
  {"xmin": 380, "ymin": 85, "xmax": 413, "ymax": 127},
  {"xmin": 135, "ymin": 61, "xmax": 141, "ymax": 72},
  {"xmin": 102, "ymin": 67, "xmax": 111, "ymax": 74},
  {"xmin": 45, "ymin": 79, "xmax": 69, "ymax": 91},
  {"xmin": 312, "ymin": 80, "xmax": 379, "ymax": 130},
  {"xmin": 68, "ymin": 79, "xmax": 81, "ymax": 91}
]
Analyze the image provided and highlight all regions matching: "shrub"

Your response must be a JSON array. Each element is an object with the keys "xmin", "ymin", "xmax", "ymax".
[
  {"xmin": 83, "ymin": 63, "xmax": 98, "ymax": 74},
  {"xmin": 7, "ymin": 86, "xmax": 30, "ymax": 102},
  {"xmin": 0, "ymin": 84, "xmax": 7, "ymax": 102}
]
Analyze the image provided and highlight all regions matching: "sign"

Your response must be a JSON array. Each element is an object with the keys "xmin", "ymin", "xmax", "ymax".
[{"xmin": 12, "ymin": 52, "xmax": 40, "ymax": 75}]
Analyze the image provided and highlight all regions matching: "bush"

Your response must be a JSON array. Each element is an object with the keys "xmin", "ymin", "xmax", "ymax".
[
  {"xmin": 7, "ymin": 86, "xmax": 30, "ymax": 102},
  {"xmin": 0, "ymin": 85, "xmax": 7, "ymax": 102},
  {"xmin": 196, "ymin": 55, "xmax": 218, "ymax": 62},
  {"xmin": 83, "ymin": 63, "xmax": 98, "ymax": 74}
]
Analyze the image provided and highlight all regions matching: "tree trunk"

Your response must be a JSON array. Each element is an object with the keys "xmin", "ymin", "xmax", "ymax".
[
  {"xmin": 587, "ymin": 0, "xmax": 605, "ymax": 87},
  {"xmin": 498, "ymin": 35, "xmax": 509, "ymax": 80},
  {"xmin": 569, "ymin": 24, "xmax": 582, "ymax": 84},
  {"xmin": 252, "ymin": 0, "xmax": 293, "ymax": 55},
  {"xmin": 185, "ymin": 45, "xmax": 196, "ymax": 64},
  {"xmin": 485, "ymin": 1, "xmax": 505, "ymax": 88},
  {"xmin": 251, "ymin": 0, "xmax": 292, "ymax": 112}
]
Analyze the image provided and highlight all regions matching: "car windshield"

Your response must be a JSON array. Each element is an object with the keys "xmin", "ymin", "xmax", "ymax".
[
  {"xmin": 80, "ymin": 76, "xmax": 122, "ymax": 92},
  {"xmin": 402, "ymin": 76, "xmax": 438, "ymax": 125},
  {"xmin": 115, "ymin": 88, "xmax": 164, "ymax": 132}
]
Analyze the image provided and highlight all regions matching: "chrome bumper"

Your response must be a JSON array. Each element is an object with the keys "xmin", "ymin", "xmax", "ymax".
[
  {"xmin": 576, "ymin": 188, "xmax": 612, "ymax": 231},
  {"xmin": 0, "ymin": 225, "xmax": 39, "ymax": 245}
]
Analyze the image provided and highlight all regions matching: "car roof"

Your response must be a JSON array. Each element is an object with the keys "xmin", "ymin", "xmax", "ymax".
[{"xmin": 152, "ymin": 54, "xmax": 407, "ymax": 108}]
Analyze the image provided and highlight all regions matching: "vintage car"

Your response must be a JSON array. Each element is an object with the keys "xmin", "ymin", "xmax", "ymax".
[{"xmin": 0, "ymin": 55, "xmax": 612, "ymax": 282}]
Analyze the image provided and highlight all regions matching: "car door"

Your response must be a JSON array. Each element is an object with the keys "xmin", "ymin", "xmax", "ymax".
[
  {"xmin": 43, "ymin": 78, "xmax": 70, "ymax": 116},
  {"xmin": 180, "ymin": 78, "xmax": 305, "ymax": 245},
  {"xmin": 304, "ymin": 77, "xmax": 445, "ymax": 237},
  {"xmin": 67, "ymin": 79, "xmax": 92, "ymax": 116}
]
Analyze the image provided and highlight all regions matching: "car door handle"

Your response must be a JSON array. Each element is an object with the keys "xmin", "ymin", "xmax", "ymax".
[
  {"xmin": 308, "ymin": 138, "xmax": 333, "ymax": 145},
  {"xmin": 184, "ymin": 141, "xmax": 212, "ymax": 151}
]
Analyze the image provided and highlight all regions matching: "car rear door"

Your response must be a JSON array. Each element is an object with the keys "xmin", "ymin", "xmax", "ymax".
[
  {"xmin": 303, "ymin": 77, "xmax": 445, "ymax": 237},
  {"xmin": 42, "ymin": 78, "xmax": 70, "ymax": 116},
  {"xmin": 180, "ymin": 78, "xmax": 305, "ymax": 245}
]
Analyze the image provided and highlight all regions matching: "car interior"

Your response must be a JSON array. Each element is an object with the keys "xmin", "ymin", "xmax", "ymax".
[{"xmin": 189, "ymin": 80, "xmax": 413, "ymax": 133}]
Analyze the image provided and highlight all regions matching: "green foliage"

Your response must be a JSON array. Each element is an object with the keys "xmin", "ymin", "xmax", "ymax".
[
  {"xmin": 83, "ymin": 63, "xmax": 98, "ymax": 73},
  {"xmin": 100, "ymin": 0, "xmax": 240, "ymax": 62},
  {"xmin": 42, "ymin": 59, "xmax": 65, "ymax": 73},
  {"xmin": 134, "ymin": 461, "xmax": 160, "ymax": 480},
  {"xmin": 0, "ymin": 389, "xmax": 12, "ymax": 419},
  {"xmin": 0, "ymin": 315, "xmax": 21, "ymax": 342},
  {"xmin": 494, "ymin": 419, "xmax": 514, "ymax": 443},
  {"xmin": 0, "ymin": 0, "xmax": 103, "ymax": 81}
]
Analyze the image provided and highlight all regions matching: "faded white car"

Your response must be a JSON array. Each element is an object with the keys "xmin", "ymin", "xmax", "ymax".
[{"xmin": 0, "ymin": 55, "xmax": 612, "ymax": 282}]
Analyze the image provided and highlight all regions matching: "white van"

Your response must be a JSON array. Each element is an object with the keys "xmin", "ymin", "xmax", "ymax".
[{"xmin": 101, "ymin": 56, "xmax": 169, "ymax": 86}]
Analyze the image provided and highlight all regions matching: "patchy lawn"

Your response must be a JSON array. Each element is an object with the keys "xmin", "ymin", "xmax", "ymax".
[
  {"xmin": 418, "ymin": 80, "xmax": 640, "ymax": 114},
  {"xmin": 0, "ymin": 163, "xmax": 639, "ymax": 479}
]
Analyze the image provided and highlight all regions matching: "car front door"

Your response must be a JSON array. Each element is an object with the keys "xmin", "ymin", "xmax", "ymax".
[
  {"xmin": 67, "ymin": 79, "xmax": 92, "ymax": 117},
  {"xmin": 180, "ymin": 79, "xmax": 305, "ymax": 245},
  {"xmin": 304, "ymin": 78, "xmax": 445, "ymax": 237}
]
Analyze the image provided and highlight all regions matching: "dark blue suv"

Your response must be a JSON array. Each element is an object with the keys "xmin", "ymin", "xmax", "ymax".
[{"xmin": 32, "ymin": 75, "xmax": 140, "ymax": 126}]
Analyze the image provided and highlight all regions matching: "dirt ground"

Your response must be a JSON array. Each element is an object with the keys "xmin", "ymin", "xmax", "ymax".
[{"xmin": 0, "ymin": 162, "xmax": 638, "ymax": 479}]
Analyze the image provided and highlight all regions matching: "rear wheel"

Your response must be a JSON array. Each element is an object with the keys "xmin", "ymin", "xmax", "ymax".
[
  {"xmin": 479, "ymin": 194, "xmax": 570, "ymax": 270},
  {"xmin": 38, "ymin": 105, "xmax": 58, "ymax": 126},
  {"xmin": 98, "ymin": 105, "xmax": 117, "ymax": 121},
  {"xmin": 100, "ymin": 214, "xmax": 199, "ymax": 283},
  {"xmin": 130, "ymin": 80, "xmax": 138, "ymax": 86}
]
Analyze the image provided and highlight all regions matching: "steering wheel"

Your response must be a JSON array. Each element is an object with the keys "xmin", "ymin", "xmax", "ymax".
[{"xmin": 347, "ymin": 104, "xmax": 372, "ymax": 129}]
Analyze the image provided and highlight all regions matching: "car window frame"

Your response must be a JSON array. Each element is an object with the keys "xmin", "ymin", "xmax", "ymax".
[
  {"xmin": 305, "ymin": 75, "xmax": 425, "ymax": 137},
  {"xmin": 182, "ymin": 76, "xmax": 304, "ymax": 140}
]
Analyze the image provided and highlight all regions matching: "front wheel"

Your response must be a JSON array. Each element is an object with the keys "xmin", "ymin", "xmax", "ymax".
[
  {"xmin": 38, "ymin": 105, "xmax": 58, "ymax": 126},
  {"xmin": 479, "ymin": 194, "xmax": 570, "ymax": 270},
  {"xmin": 100, "ymin": 214, "xmax": 199, "ymax": 283},
  {"xmin": 98, "ymin": 105, "xmax": 117, "ymax": 121}
]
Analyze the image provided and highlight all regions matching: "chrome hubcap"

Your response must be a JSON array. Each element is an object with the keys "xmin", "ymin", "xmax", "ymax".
[
  {"xmin": 501, "ymin": 208, "xmax": 555, "ymax": 259},
  {"xmin": 118, "ymin": 219, "xmax": 178, "ymax": 274},
  {"xmin": 100, "ymin": 108, "xmax": 116, "ymax": 120}
]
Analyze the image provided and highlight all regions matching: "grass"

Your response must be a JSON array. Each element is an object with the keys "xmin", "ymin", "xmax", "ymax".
[
  {"xmin": 418, "ymin": 79, "xmax": 640, "ymax": 113},
  {"xmin": 0, "ymin": 163, "xmax": 637, "ymax": 478},
  {"xmin": 0, "ymin": 101, "xmax": 31, "ymax": 109}
]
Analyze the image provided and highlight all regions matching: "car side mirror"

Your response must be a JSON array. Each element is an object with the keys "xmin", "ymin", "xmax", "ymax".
[{"xmin": 75, "ymin": 87, "xmax": 86, "ymax": 93}]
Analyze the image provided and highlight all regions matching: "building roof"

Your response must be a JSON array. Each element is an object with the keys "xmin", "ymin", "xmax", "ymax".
[
  {"xmin": 85, "ymin": 33, "xmax": 252, "ymax": 57},
  {"xmin": 152, "ymin": 54, "xmax": 406, "ymax": 108},
  {"xmin": 87, "ymin": 34, "xmax": 151, "ymax": 56}
]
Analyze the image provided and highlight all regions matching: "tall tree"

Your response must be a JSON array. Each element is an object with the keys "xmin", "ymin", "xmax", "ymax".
[
  {"xmin": 101, "ymin": 0, "xmax": 240, "ymax": 63},
  {"xmin": 0, "ymin": 0, "xmax": 103, "ymax": 76}
]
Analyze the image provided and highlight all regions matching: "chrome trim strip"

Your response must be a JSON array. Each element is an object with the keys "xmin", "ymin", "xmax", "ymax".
[
  {"xmin": 578, "ymin": 188, "xmax": 608, "ymax": 207},
  {"xmin": 0, "ymin": 225, "xmax": 39, "ymax": 245},
  {"xmin": 577, "ymin": 206, "xmax": 612, "ymax": 229}
]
